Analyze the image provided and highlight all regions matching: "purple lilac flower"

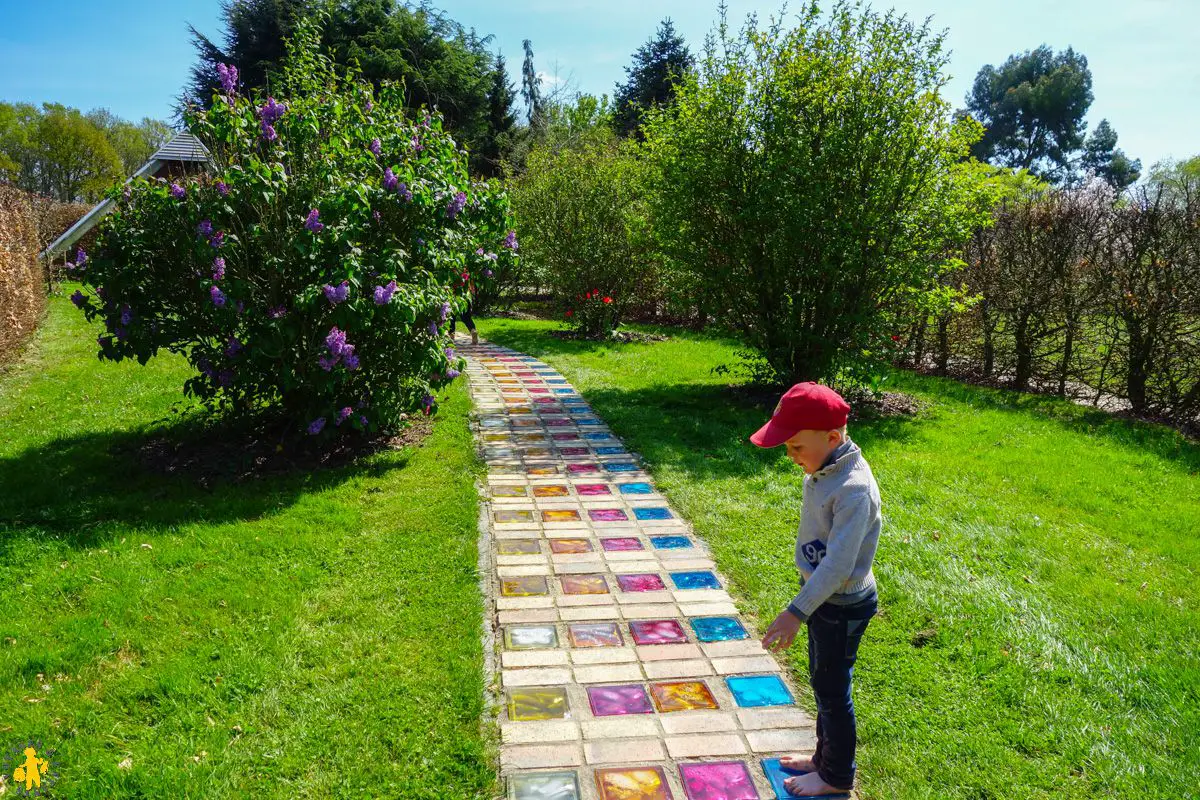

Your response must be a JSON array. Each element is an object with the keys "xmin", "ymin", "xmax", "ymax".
[
  {"xmin": 119, "ymin": 304, "xmax": 132, "ymax": 325},
  {"xmin": 307, "ymin": 417, "xmax": 326, "ymax": 435},
  {"xmin": 122, "ymin": 186, "xmax": 132, "ymax": 201},
  {"xmin": 70, "ymin": 290, "xmax": 86, "ymax": 308},
  {"xmin": 428, "ymin": 321, "xmax": 438, "ymax": 337},
  {"xmin": 476, "ymin": 247, "xmax": 485, "ymax": 256},
  {"xmin": 383, "ymin": 168, "xmax": 398, "ymax": 191},
  {"xmin": 217, "ymin": 370, "xmax": 234, "ymax": 387},
  {"xmin": 484, "ymin": 269, "xmax": 494, "ymax": 278},
  {"xmin": 209, "ymin": 230, "xmax": 225, "ymax": 249},
  {"xmin": 397, "ymin": 183, "xmax": 412, "ymax": 202},
  {"xmin": 372, "ymin": 210, "xmax": 382, "ymax": 223},
  {"xmin": 416, "ymin": 237, "xmax": 425, "ymax": 248},
  {"xmin": 197, "ymin": 219, "xmax": 213, "ymax": 238},
  {"xmin": 484, "ymin": 251, "xmax": 498, "ymax": 261},
  {"xmin": 336, "ymin": 406, "xmax": 353, "ymax": 425},
  {"xmin": 440, "ymin": 301, "xmax": 451, "ymax": 321},
  {"xmin": 210, "ymin": 286, "xmax": 226, "ymax": 307},
  {"xmin": 446, "ymin": 368, "xmax": 461, "ymax": 380},
  {"xmin": 411, "ymin": 136, "xmax": 424, "ymax": 152},
  {"xmin": 216, "ymin": 181, "xmax": 229, "ymax": 197},
  {"xmin": 304, "ymin": 209, "xmax": 324, "ymax": 233},
  {"xmin": 358, "ymin": 414, "xmax": 368, "ymax": 426},
  {"xmin": 323, "ymin": 281, "xmax": 349, "ymax": 304},
  {"xmin": 260, "ymin": 121, "xmax": 277, "ymax": 142},
  {"xmin": 365, "ymin": 99, "xmax": 374, "ymax": 113},
  {"xmin": 503, "ymin": 230, "xmax": 518, "ymax": 251},
  {"xmin": 320, "ymin": 326, "xmax": 359, "ymax": 371},
  {"xmin": 268, "ymin": 305, "xmax": 287, "ymax": 319},
  {"xmin": 225, "ymin": 337, "xmax": 243, "ymax": 357},
  {"xmin": 259, "ymin": 96, "xmax": 287, "ymax": 124},
  {"xmin": 114, "ymin": 326, "xmax": 128, "ymax": 341},
  {"xmin": 326, "ymin": 327, "xmax": 348, "ymax": 355},
  {"xmin": 373, "ymin": 280, "xmax": 397, "ymax": 305},
  {"xmin": 317, "ymin": 354, "xmax": 338, "ymax": 371},
  {"xmin": 170, "ymin": 183, "xmax": 186, "ymax": 199},
  {"xmin": 444, "ymin": 347, "xmax": 455, "ymax": 360},
  {"xmin": 445, "ymin": 191, "xmax": 467, "ymax": 219},
  {"xmin": 217, "ymin": 63, "xmax": 239, "ymax": 95},
  {"xmin": 369, "ymin": 138, "xmax": 381, "ymax": 156},
  {"xmin": 343, "ymin": 353, "xmax": 360, "ymax": 370},
  {"xmin": 212, "ymin": 257, "xmax": 226, "ymax": 281},
  {"xmin": 422, "ymin": 393, "xmax": 434, "ymax": 412}
]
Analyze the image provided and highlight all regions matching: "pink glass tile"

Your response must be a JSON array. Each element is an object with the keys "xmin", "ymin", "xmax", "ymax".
[
  {"xmin": 678, "ymin": 762, "xmax": 759, "ymax": 800},
  {"xmin": 575, "ymin": 483, "xmax": 612, "ymax": 495},
  {"xmin": 629, "ymin": 620, "xmax": 688, "ymax": 645},
  {"xmin": 616, "ymin": 573, "xmax": 666, "ymax": 592},
  {"xmin": 568, "ymin": 463, "xmax": 601, "ymax": 474},
  {"xmin": 558, "ymin": 447, "xmax": 590, "ymax": 456},
  {"xmin": 601, "ymin": 537, "xmax": 643, "ymax": 551},
  {"xmin": 591, "ymin": 509, "xmax": 630, "ymax": 523},
  {"xmin": 587, "ymin": 684, "xmax": 653, "ymax": 716}
]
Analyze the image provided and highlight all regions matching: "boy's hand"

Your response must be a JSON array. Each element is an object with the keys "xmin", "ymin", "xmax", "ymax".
[{"xmin": 762, "ymin": 609, "xmax": 803, "ymax": 652}]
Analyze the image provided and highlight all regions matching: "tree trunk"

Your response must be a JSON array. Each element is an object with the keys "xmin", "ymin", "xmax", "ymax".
[
  {"xmin": 1013, "ymin": 312, "xmax": 1033, "ymax": 391},
  {"xmin": 935, "ymin": 314, "xmax": 951, "ymax": 375},
  {"xmin": 1125, "ymin": 319, "xmax": 1149, "ymax": 413}
]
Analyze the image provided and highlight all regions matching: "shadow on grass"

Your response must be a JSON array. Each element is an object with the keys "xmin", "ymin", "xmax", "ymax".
[
  {"xmin": 576, "ymin": 382, "xmax": 925, "ymax": 483},
  {"xmin": 0, "ymin": 418, "xmax": 410, "ymax": 551}
]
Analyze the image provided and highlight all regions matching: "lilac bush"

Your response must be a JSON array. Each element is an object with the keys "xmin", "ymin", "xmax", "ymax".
[{"xmin": 71, "ymin": 19, "xmax": 516, "ymax": 436}]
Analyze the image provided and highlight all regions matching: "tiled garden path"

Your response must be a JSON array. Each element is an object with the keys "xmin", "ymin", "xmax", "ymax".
[{"xmin": 461, "ymin": 338, "xmax": 821, "ymax": 800}]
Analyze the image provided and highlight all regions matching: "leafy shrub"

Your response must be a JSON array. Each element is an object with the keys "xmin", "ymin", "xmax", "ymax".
[
  {"xmin": 508, "ymin": 105, "xmax": 656, "ymax": 337},
  {"xmin": 643, "ymin": 2, "xmax": 985, "ymax": 386},
  {"xmin": 70, "ymin": 18, "xmax": 516, "ymax": 437}
]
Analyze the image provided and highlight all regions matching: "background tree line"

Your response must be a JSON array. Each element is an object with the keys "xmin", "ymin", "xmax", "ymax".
[{"xmin": 0, "ymin": 103, "xmax": 173, "ymax": 203}]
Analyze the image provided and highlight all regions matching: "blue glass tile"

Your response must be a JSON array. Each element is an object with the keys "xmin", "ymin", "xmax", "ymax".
[
  {"xmin": 633, "ymin": 507, "xmax": 672, "ymax": 521},
  {"xmin": 649, "ymin": 535, "xmax": 692, "ymax": 549},
  {"xmin": 690, "ymin": 616, "xmax": 748, "ymax": 642},
  {"xmin": 584, "ymin": 433, "xmax": 613, "ymax": 441},
  {"xmin": 579, "ymin": 419, "xmax": 604, "ymax": 427},
  {"xmin": 761, "ymin": 758, "xmax": 849, "ymax": 799},
  {"xmin": 726, "ymin": 675, "xmax": 794, "ymax": 707},
  {"xmin": 603, "ymin": 460, "xmax": 637, "ymax": 470},
  {"xmin": 547, "ymin": 379, "xmax": 569, "ymax": 385},
  {"xmin": 619, "ymin": 482, "xmax": 653, "ymax": 495},
  {"xmin": 594, "ymin": 447, "xmax": 625, "ymax": 455},
  {"xmin": 553, "ymin": 388, "xmax": 576, "ymax": 395},
  {"xmin": 670, "ymin": 571, "xmax": 721, "ymax": 590}
]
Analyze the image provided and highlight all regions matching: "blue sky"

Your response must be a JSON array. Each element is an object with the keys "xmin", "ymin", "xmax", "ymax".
[{"xmin": 2, "ymin": 0, "xmax": 1196, "ymax": 169}]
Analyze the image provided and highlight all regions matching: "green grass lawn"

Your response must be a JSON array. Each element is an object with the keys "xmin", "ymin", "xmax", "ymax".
[
  {"xmin": 0, "ymin": 291, "xmax": 495, "ymax": 799},
  {"xmin": 479, "ymin": 317, "xmax": 1200, "ymax": 800}
]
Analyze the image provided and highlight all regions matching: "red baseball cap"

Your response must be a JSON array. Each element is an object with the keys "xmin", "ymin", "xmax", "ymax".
[{"xmin": 749, "ymin": 382, "xmax": 850, "ymax": 447}]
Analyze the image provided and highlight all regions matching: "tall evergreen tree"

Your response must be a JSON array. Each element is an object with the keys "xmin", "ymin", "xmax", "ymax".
[
  {"xmin": 1081, "ymin": 119, "xmax": 1141, "ymax": 190},
  {"xmin": 965, "ymin": 45, "xmax": 1093, "ymax": 182},
  {"xmin": 479, "ymin": 53, "xmax": 517, "ymax": 176},
  {"xmin": 520, "ymin": 39, "xmax": 544, "ymax": 129},
  {"xmin": 612, "ymin": 18, "xmax": 693, "ymax": 138}
]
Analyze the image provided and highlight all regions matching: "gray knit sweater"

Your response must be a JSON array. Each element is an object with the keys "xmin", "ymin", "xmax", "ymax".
[{"xmin": 786, "ymin": 438, "xmax": 881, "ymax": 621}]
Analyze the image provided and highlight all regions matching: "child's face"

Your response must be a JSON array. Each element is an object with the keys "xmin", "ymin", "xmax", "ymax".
[{"xmin": 784, "ymin": 429, "xmax": 844, "ymax": 474}]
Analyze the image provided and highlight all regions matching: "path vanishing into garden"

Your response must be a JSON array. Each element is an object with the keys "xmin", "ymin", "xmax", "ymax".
[{"xmin": 462, "ymin": 337, "xmax": 834, "ymax": 800}]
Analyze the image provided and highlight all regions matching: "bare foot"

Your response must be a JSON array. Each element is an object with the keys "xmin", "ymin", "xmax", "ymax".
[
  {"xmin": 779, "ymin": 753, "xmax": 817, "ymax": 772},
  {"xmin": 471, "ymin": 331, "xmax": 479, "ymax": 345},
  {"xmin": 784, "ymin": 770, "xmax": 849, "ymax": 797}
]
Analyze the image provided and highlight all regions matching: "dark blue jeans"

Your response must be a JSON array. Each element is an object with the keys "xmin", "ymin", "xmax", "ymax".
[{"xmin": 806, "ymin": 588, "xmax": 877, "ymax": 790}]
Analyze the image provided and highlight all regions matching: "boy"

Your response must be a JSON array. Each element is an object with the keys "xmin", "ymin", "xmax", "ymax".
[{"xmin": 752, "ymin": 382, "xmax": 881, "ymax": 797}]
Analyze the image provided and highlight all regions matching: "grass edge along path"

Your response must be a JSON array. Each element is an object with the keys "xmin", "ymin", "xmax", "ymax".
[
  {"xmin": 0, "ymin": 290, "xmax": 496, "ymax": 799},
  {"xmin": 479, "ymin": 316, "xmax": 1200, "ymax": 800}
]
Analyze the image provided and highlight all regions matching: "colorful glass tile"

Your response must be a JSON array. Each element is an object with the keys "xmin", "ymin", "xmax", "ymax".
[
  {"xmin": 678, "ymin": 762, "xmax": 759, "ymax": 800},
  {"xmin": 495, "ymin": 509, "xmax": 535, "ymax": 523},
  {"xmin": 633, "ymin": 507, "xmax": 673, "ymax": 521},
  {"xmin": 567, "ymin": 463, "xmax": 601, "ymax": 474},
  {"xmin": 558, "ymin": 447, "xmax": 590, "ymax": 456},
  {"xmin": 594, "ymin": 447, "xmax": 626, "ymax": 455},
  {"xmin": 497, "ymin": 539, "xmax": 541, "ymax": 555},
  {"xmin": 505, "ymin": 625, "xmax": 559, "ymax": 650},
  {"xmin": 534, "ymin": 485, "xmax": 571, "ymax": 497},
  {"xmin": 590, "ymin": 509, "xmax": 630, "ymax": 522},
  {"xmin": 619, "ymin": 483, "xmax": 653, "ymax": 495},
  {"xmin": 759, "ymin": 758, "xmax": 848, "ymax": 799},
  {"xmin": 525, "ymin": 447, "xmax": 552, "ymax": 457},
  {"xmin": 551, "ymin": 432, "xmax": 579, "ymax": 441},
  {"xmin": 616, "ymin": 573, "xmax": 666, "ymax": 592},
  {"xmin": 629, "ymin": 619, "xmax": 688, "ymax": 645},
  {"xmin": 726, "ymin": 675, "xmax": 794, "ymax": 707},
  {"xmin": 528, "ymin": 387, "xmax": 551, "ymax": 394},
  {"xmin": 535, "ymin": 397, "xmax": 559, "ymax": 405},
  {"xmin": 605, "ymin": 462, "xmax": 638, "ymax": 472},
  {"xmin": 493, "ymin": 485, "xmax": 529, "ymax": 497},
  {"xmin": 542, "ymin": 509, "xmax": 582, "ymax": 523},
  {"xmin": 578, "ymin": 419, "xmax": 603, "ymax": 426},
  {"xmin": 547, "ymin": 379, "xmax": 569, "ymax": 385},
  {"xmin": 484, "ymin": 433, "xmax": 510, "ymax": 442},
  {"xmin": 583, "ymin": 433, "xmax": 612, "ymax": 440},
  {"xmin": 575, "ymin": 483, "xmax": 612, "ymax": 496},
  {"xmin": 650, "ymin": 536, "xmax": 692, "ymax": 549},
  {"xmin": 594, "ymin": 766, "xmax": 674, "ymax": 800},
  {"xmin": 671, "ymin": 571, "xmax": 721, "ymax": 590},
  {"xmin": 649, "ymin": 680, "xmax": 719, "ymax": 713},
  {"xmin": 690, "ymin": 617, "xmax": 749, "ymax": 642},
  {"xmin": 550, "ymin": 538, "xmax": 592, "ymax": 554},
  {"xmin": 586, "ymin": 684, "xmax": 653, "ymax": 716},
  {"xmin": 507, "ymin": 687, "xmax": 569, "ymax": 720},
  {"xmin": 560, "ymin": 574, "xmax": 609, "ymax": 595},
  {"xmin": 568, "ymin": 622, "xmax": 623, "ymax": 648},
  {"xmin": 526, "ymin": 465, "xmax": 558, "ymax": 474},
  {"xmin": 545, "ymin": 418, "xmax": 572, "ymax": 427},
  {"xmin": 601, "ymin": 537, "xmax": 643, "ymax": 551},
  {"xmin": 502, "ymin": 576, "xmax": 550, "ymax": 596},
  {"xmin": 553, "ymin": 388, "xmax": 576, "ymax": 395},
  {"xmin": 509, "ymin": 771, "xmax": 581, "ymax": 800}
]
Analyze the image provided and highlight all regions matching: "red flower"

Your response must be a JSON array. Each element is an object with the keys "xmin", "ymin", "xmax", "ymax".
[
  {"xmin": 891, "ymin": 335, "xmax": 900, "ymax": 342},
  {"xmin": 565, "ymin": 309, "xmax": 574, "ymax": 318},
  {"xmin": 602, "ymin": 296, "xmax": 612, "ymax": 304}
]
